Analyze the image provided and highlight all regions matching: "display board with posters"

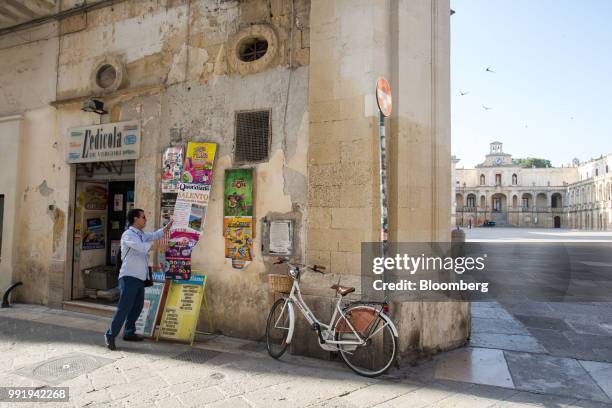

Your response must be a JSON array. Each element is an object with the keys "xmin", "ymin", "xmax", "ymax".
[
  {"xmin": 156, "ymin": 275, "xmax": 206, "ymax": 344},
  {"xmin": 163, "ymin": 142, "xmax": 217, "ymax": 280},
  {"xmin": 223, "ymin": 168, "xmax": 254, "ymax": 269},
  {"xmin": 135, "ymin": 272, "xmax": 168, "ymax": 338}
]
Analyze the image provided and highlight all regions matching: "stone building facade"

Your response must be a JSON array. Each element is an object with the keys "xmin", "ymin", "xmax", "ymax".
[
  {"xmin": 0, "ymin": 0, "xmax": 468, "ymax": 360},
  {"xmin": 567, "ymin": 155, "xmax": 612, "ymax": 230},
  {"xmin": 454, "ymin": 142, "xmax": 612, "ymax": 230}
]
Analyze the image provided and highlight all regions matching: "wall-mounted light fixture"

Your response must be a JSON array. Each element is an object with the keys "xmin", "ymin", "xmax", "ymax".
[{"xmin": 81, "ymin": 98, "xmax": 107, "ymax": 115}]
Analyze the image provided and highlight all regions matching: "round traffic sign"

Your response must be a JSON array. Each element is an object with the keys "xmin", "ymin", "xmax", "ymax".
[{"xmin": 376, "ymin": 77, "xmax": 392, "ymax": 117}]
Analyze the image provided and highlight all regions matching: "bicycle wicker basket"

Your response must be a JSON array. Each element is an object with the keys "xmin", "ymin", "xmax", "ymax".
[{"xmin": 268, "ymin": 274, "xmax": 293, "ymax": 294}]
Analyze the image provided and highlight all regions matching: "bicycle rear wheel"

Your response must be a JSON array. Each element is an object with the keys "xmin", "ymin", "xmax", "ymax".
[
  {"xmin": 266, "ymin": 298, "xmax": 291, "ymax": 358},
  {"xmin": 334, "ymin": 306, "xmax": 398, "ymax": 377}
]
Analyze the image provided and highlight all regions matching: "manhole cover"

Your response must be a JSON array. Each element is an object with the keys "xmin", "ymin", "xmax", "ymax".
[
  {"xmin": 14, "ymin": 353, "xmax": 113, "ymax": 385},
  {"xmin": 173, "ymin": 349, "xmax": 222, "ymax": 364}
]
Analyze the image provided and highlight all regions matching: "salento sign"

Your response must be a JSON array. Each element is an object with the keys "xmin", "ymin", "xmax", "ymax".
[{"xmin": 67, "ymin": 121, "xmax": 140, "ymax": 163}]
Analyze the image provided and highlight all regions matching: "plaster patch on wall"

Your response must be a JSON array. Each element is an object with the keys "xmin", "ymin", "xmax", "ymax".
[
  {"xmin": 282, "ymin": 166, "xmax": 307, "ymax": 204},
  {"xmin": 51, "ymin": 207, "xmax": 66, "ymax": 256},
  {"xmin": 36, "ymin": 180, "xmax": 54, "ymax": 197},
  {"xmin": 167, "ymin": 45, "xmax": 210, "ymax": 85}
]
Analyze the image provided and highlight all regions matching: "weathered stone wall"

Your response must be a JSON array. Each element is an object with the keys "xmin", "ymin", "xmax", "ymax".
[
  {"xmin": 0, "ymin": 0, "xmax": 468, "ymax": 361},
  {"xmin": 306, "ymin": 0, "xmax": 468, "ymax": 361},
  {"xmin": 0, "ymin": 0, "xmax": 311, "ymax": 338}
]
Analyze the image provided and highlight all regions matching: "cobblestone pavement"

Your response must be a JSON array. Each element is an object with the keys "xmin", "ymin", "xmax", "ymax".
[{"xmin": 1, "ymin": 304, "xmax": 612, "ymax": 407}]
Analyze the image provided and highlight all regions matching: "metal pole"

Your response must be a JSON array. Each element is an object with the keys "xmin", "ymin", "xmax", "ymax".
[{"xmin": 378, "ymin": 111, "xmax": 389, "ymax": 302}]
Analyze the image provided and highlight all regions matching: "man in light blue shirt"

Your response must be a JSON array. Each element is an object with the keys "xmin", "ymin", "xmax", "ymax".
[{"xmin": 105, "ymin": 208, "xmax": 172, "ymax": 350}]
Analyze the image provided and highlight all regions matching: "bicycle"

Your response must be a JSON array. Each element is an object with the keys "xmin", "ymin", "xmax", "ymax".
[{"xmin": 265, "ymin": 258, "xmax": 399, "ymax": 377}]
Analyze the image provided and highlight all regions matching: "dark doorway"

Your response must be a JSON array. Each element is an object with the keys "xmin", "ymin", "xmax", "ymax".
[
  {"xmin": 106, "ymin": 181, "xmax": 135, "ymax": 265},
  {"xmin": 554, "ymin": 216, "xmax": 561, "ymax": 228}
]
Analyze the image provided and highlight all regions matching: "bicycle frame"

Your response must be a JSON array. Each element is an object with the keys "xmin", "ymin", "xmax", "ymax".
[{"xmin": 275, "ymin": 273, "xmax": 371, "ymax": 349}]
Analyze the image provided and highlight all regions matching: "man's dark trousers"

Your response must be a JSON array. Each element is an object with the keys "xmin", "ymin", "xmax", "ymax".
[{"xmin": 106, "ymin": 276, "xmax": 145, "ymax": 338}]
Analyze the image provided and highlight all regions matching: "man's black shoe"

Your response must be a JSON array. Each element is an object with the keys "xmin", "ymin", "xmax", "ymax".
[
  {"xmin": 105, "ymin": 334, "xmax": 116, "ymax": 350},
  {"xmin": 123, "ymin": 334, "xmax": 144, "ymax": 342}
]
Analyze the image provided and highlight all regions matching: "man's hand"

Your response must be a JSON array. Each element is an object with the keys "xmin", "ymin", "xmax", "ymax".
[{"xmin": 164, "ymin": 218, "xmax": 174, "ymax": 231}]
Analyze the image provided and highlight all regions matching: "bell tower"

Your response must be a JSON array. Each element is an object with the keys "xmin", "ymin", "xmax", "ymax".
[{"xmin": 490, "ymin": 141, "xmax": 503, "ymax": 154}]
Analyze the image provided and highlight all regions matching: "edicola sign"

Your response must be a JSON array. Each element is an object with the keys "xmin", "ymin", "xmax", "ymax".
[{"xmin": 67, "ymin": 121, "xmax": 140, "ymax": 163}]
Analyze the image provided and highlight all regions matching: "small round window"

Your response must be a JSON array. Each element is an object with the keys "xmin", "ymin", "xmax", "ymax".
[
  {"xmin": 96, "ymin": 64, "xmax": 117, "ymax": 89},
  {"xmin": 238, "ymin": 37, "xmax": 268, "ymax": 62}
]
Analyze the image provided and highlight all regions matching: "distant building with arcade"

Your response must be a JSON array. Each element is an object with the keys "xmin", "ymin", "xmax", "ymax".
[{"xmin": 453, "ymin": 142, "xmax": 612, "ymax": 229}]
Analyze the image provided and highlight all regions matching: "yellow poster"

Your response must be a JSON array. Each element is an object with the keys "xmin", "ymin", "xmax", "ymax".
[
  {"xmin": 182, "ymin": 142, "xmax": 217, "ymax": 185},
  {"xmin": 157, "ymin": 275, "xmax": 206, "ymax": 343},
  {"xmin": 224, "ymin": 217, "xmax": 253, "ymax": 261}
]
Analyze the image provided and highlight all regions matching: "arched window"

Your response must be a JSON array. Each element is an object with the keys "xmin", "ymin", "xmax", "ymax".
[
  {"xmin": 480, "ymin": 174, "xmax": 485, "ymax": 185},
  {"xmin": 512, "ymin": 174, "xmax": 517, "ymax": 185},
  {"xmin": 466, "ymin": 194, "xmax": 476, "ymax": 208},
  {"xmin": 596, "ymin": 169, "xmax": 599, "ymax": 177}
]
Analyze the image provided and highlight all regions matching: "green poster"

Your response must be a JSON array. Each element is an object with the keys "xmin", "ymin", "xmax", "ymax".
[{"xmin": 224, "ymin": 169, "xmax": 254, "ymax": 217}]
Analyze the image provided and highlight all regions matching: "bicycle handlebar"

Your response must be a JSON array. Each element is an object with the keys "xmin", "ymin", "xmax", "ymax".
[{"xmin": 273, "ymin": 257, "xmax": 326, "ymax": 274}]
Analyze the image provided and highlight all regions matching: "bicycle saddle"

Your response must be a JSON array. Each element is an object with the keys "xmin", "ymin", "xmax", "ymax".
[{"xmin": 331, "ymin": 284, "xmax": 355, "ymax": 296}]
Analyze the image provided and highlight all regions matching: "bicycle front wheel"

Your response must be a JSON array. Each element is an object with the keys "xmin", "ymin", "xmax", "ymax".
[
  {"xmin": 265, "ymin": 298, "xmax": 291, "ymax": 359},
  {"xmin": 335, "ymin": 306, "xmax": 398, "ymax": 377}
]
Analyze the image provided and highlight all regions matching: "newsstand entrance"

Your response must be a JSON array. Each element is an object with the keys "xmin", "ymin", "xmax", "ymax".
[{"xmin": 71, "ymin": 160, "xmax": 135, "ymax": 306}]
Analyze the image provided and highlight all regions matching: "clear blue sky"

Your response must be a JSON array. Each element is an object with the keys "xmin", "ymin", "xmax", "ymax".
[{"xmin": 451, "ymin": 0, "xmax": 612, "ymax": 168}]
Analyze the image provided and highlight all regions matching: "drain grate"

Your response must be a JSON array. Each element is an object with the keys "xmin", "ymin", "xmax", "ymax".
[
  {"xmin": 173, "ymin": 349, "xmax": 222, "ymax": 364},
  {"xmin": 14, "ymin": 353, "xmax": 113, "ymax": 385}
]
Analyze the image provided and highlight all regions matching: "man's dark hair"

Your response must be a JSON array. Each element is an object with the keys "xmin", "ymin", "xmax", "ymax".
[{"xmin": 127, "ymin": 208, "xmax": 145, "ymax": 225}]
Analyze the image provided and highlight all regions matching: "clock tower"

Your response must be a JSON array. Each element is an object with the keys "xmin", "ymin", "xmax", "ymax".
[{"xmin": 476, "ymin": 141, "xmax": 513, "ymax": 167}]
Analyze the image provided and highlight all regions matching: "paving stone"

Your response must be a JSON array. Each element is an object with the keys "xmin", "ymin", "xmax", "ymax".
[
  {"xmin": 490, "ymin": 390, "xmax": 578, "ymax": 407},
  {"xmin": 514, "ymin": 315, "xmax": 572, "ymax": 331},
  {"xmin": 434, "ymin": 347, "xmax": 514, "ymax": 389},
  {"xmin": 593, "ymin": 348, "xmax": 612, "ymax": 363},
  {"xmin": 469, "ymin": 332, "xmax": 546, "ymax": 353},
  {"xmin": 205, "ymin": 396, "xmax": 253, "ymax": 408},
  {"xmin": 177, "ymin": 385, "xmax": 227, "ymax": 407},
  {"xmin": 579, "ymin": 361, "xmax": 612, "ymax": 401},
  {"xmin": 327, "ymin": 382, "xmax": 421, "ymax": 407},
  {"xmin": 432, "ymin": 384, "xmax": 518, "ymax": 408},
  {"xmin": 154, "ymin": 396, "xmax": 184, "ymax": 408},
  {"xmin": 504, "ymin": 351, "xmax": 611, "ymax": 403},
  {"xmin": 472, "ymin": 317, "xmax": 530, "ymax": 335},
  {"xmin": 471, "ymin": 307, "xmax": 518, "ymax": 321},
  {"xmin": 242, "ymin": 375, "xmax": 366, "ymax": 407},
  {"xmin": 373, "ymin": 381, "xmax": 471, "ymax": 408},
  {"xmin": 526, "ymin": 327, "xmax": 574, "ymax": 350},
  {"xmin": 567, "ymin": 321, "xmax": 612, "ymax": 336},
  {"xmin": 545, "ymin": 346, "xmax": 601, "ymax": 362},
  {"xmin": 565, "ymin": 331, "xmax": 612, "ymax": 349}
]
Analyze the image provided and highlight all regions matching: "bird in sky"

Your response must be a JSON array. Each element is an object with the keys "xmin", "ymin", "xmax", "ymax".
[
  {"xmin": 485, "ymin": 66, "xmax": 495, "ymax": 73},
  {"xmin": 482, "ymin": 105, "xmax": 492, "ymax": 110},
  {"xmin": 459, "ymin": 90, "xmax": 470, "ymax": 96}
]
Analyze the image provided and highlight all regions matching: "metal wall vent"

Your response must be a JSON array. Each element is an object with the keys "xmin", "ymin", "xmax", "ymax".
[{"xmin": 234, "ymin": 109, "xmax": 271, "ymax": 163}]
